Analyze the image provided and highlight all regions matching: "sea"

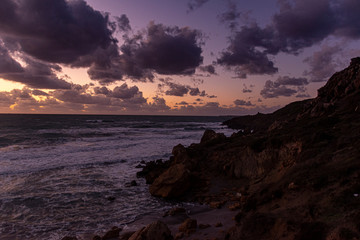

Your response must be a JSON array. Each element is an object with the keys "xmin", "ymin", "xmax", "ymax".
[{"xmin": 0, "ymin": 114, "xmax": 235, "ymax": 240}]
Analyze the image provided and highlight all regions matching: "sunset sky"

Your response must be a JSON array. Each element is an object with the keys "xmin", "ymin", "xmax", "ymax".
[{"xmin": 1, "ymin": 0, "xmax": 360, "ymax": 115}]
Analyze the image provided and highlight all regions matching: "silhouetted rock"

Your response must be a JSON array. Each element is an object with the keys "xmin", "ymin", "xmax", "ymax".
[
  {"xmin": 102, "ymin": 226, "xmax": 122, "ymax": 240},
  {"xmin": 178, "ymin": 218, "xmax": 197, "ymax": 233},
  {"xmin": 136, "ymin": 159, "xmax": 171, "ymax": 184},
  {"xmin": 128, "ymin": 220, "xmax": 173, "ymax": 240},
  {"xmin": 149, "ymin": 163, "xmax": 191, "ymax": 198}
]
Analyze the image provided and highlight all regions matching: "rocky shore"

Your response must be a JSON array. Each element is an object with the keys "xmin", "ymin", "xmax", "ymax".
[{"xmin": 63, "ymin": 58, "xmax": 360, "ymax": 239}]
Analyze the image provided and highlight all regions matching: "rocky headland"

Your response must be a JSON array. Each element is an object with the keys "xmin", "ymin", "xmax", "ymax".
[{"xmin": 64, "ymin": 58, "xmax": 360, "ymax": 239}]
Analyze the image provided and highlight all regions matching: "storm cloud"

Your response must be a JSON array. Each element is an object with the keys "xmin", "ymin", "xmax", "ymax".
[
  {"xmin": 0, "ymin": 45, "xmax": 71, "ymax": 89},
  {"xmin": 217, "ymin": 0, "xmax": 360, "ymax": 77},
  {"xmin": 0, "ymin": 0, "xmax": 114, "ymax": 64}
]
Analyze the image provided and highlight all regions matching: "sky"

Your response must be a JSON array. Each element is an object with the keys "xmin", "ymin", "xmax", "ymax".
[{"xmin": 0, "ymin": 0, "xmax": 360, "ymax": 115}]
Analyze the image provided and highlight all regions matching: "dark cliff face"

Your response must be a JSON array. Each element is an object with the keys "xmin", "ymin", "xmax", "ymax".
[{"xmin": 141, "ymin": 58, "xmax": 360, "ymax": 239}]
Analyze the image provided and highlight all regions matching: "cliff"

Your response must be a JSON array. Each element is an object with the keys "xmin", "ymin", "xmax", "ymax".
[{"xmin": 139, "ymin": 58, "xmax": 360, "ymax": 239}]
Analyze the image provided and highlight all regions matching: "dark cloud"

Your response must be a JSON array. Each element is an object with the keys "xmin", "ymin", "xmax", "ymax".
[
  {"xmin": 86, "ymin": 22, "xmax": 204, "ymax": 84},
  {"xmin": 147, "ymin": 96, "xmax": 171, "ymax": 112},
  {"xmin": 176, "ymin": 101, "xmax": 189, "ymax": 106},
  {"xmin": 260, "ymin": 76, "xmax": 309, "ymax": 98},
  {"xmin": 159, "ymin": 78, "xmax": 213, "ymax": 98},
  {"xmin": 53, "ymin": 83, "xmax": 146, "ymax": 107},
  {"xmin": 234, "ymin": 99, "xmax": 254, "ymax": 106},
  {"xmin": 242, "ymin": 84, "xmax": 253, "ymax": 93},
  {"xmin": 0, "ymin": 45, "xmax": 23, "ymax": 73},
  {"xmin": 217, "ymin": 0, "xmax": 360, "ymax": 77},
  {"xmin": 273, "ymin": 0, "xmax": 337, "ymax": 52},
  {"xmin": 32, "ymin": 90, "xmax": 49, "ymax": 96},
  {"xmin": 0, "ymin": 53, "xmax": 71, "ymax": 89},
  {"xmin": 303, "ymin": 44, "xmax": 342, "ymax": 82},
  {"xmin": 187, "ymin": 0, "xmax": 210, "ymax": 12},
  {"xmin": 165, "ymin": 82, "xmax": 189, "ymax": 97},
  {"xmin": 94, "ymin": 83, "xmax": 144, "ymax": 100},
  {"xmin": 0, "ymin": 0, "xmax": 115, "ymax": 64},
  {"xmin": 129, "ymin": 22, "xmax": 203, "ymax": 75},
  {"xmin": 332, "ymin": 0, "xmax": 360, "ymax": 38},
  {"xmin": 116, "ymin": 14, "xmax": 131, "ymax": 32},
  {"xmin": 198, "ymin": 64, "xmax": 216, "ymax": 75},
  {"xmin": 217, "ymin": 24, "xmax": 279, "ymax": 78}
]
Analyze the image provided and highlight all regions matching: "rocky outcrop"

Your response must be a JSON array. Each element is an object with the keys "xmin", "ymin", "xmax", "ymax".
[
  {"xmin": 149, "ymin": 163, "xmax": 191, "ymax": 198},
  {"xmin": 136, "ymin": 58, "xmax": 360, "ymax": 239},
  {"xmin": 128, "ymin": 221, "xmax": 173, "ymax": 240}
]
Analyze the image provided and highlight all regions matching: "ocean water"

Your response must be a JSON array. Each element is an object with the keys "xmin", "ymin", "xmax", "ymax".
[{"xmin": 0, "ymin": 114, "xmax": 234, "ymax": 239}]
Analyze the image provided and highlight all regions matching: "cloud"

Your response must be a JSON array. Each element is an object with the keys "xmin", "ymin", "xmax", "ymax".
[
  {"xmin": 116, "ymin": 14, "xmax": 131, "ymax": 32},
  {"xmin": 176, "ymin": 101, "xmax": 189, "ymax": 106},
  {"xmin": 32, "ymin": 89, "xmax": 49, "ymax": 96},
  {"xmin": 217, "ymin": 24, "xmax": 279, "ymax": 78},
  {"xmin": 242, "ymin": 84, "xmax": 253, "ymax": 93},
  {"xmin": 187, "ymin": 0, "xmax": 210, "ymax": 12},
  {"xmin": 0, "ymin": 0, "xmax": 114, "ymax": 64},
  {"xmin": 234, "ymin": 99, "xmax": 254, "ymax": 106},
  {"xmin": 260, "ymin": 76, "xmax": 309, "ymax": 98},
  {"xmin": 0, "ymin": 44, "xmax": 23, "ymax": 73},
  {"xmin": 217, "ymin": 0, "xmax": 360, "ymax": 77},
  {"xmin": 158, "ymin": 78, "xmax": 213, "ymax": 98},
  {"xmin": 147, "ymin": 96, "xmax": 171, "ymax": 112},
  {"xmin": 165, "ymin": 82, "xmax": 190, "ymax": 97},
  {"xmin": 94, "ymin": 83, "xmax": 142, "ymax": 99},
  {"xmin": 0, "ymin": 48, "xmax": 71, "ymax": 89},
  {"xmin": 198, "ymin": 64, "xmax": 217, "ymax": 75},
  {"xmin": 303, "ymin": 44, "xmax": 343, "ymax": 82},
  {"xmin": 128, "ymin": 22, "xmax": 203, "ymax": 75}
]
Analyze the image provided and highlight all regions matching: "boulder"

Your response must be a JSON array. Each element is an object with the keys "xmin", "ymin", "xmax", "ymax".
[
  {"xmin": 128, "ymin": 220, "xmax": 173, "ymax": 240},
  {"xmin": 149, "ymin": 163, "xmax": 191, "ymax": 198},
  {"xmin": 178, "ymin": 218, "xmax": 197, "ymax": 233},
  {"xmin": 200, "ymin": 129, "xmax": 226, "ymax": 145},
  {"xmin": 102, "ymin": 226, "xmax": 122, "ymax": 240}
]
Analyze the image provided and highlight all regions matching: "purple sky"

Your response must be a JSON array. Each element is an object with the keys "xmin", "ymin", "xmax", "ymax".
[{"xmin": 0, "ymin": 0, "xmax": 360, "ymax": 115}]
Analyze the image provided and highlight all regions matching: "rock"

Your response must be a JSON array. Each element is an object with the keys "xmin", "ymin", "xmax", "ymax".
[
  {"xmin": 163, "ymin": 207, "xmax": 186, "ymax": 217},
  {"xmin": 107, "ymin": 196, "xmax": 116, "ymax": 201},
  {"xmin": 102, "ymin": 226, "xmax": 122, "ymax": 240},
  {"xmin": 92, "ymin": 236, "xmax": 101, "ymax": 240},
  {"xmin": 179, "ymin": 218, "xmax": 197, "ymax": 233},
  {"xmin": 215, "ymin": 222, "xmax": 223, "ymax": 227},
  {"xmin": 200, "ymin": 129, "xmax": 226, "ymax": 144},
  {"xmin": 174, "ymin": 232, "xmax": 184, "ymax": 240},
  {"xmin": 119, "ymin": 231, "xmax": 136, "ymax": 240},
  {"xmin": 209, "ymin": 201, "xmax": 225, "ymax": 209},
  {"xmin": 128, "ymin": 220, "xmax": 173, "ymax": 240},
  {"xmin": 61, "ymin": 237, "xmax": 78, "ymax": 240},
  {"xmin": 149, "ymin": 163, "xmax": 191, "ymax": 198},
  {"xmin": 125, "ymin": 180, "xmax": 138, "ymax": 187},
  {"xmin": 198, "ymin": 223, "xmax": 211, "ymax": 229},
  {"xmin": 137, "ymin": 159, "xmax": 171, "ymax": 184}
]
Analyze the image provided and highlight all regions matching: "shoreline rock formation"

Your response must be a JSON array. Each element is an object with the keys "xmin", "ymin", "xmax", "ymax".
[{"xmin": 139, "ymin": 58, "xmax": 360, "ymax": 239}]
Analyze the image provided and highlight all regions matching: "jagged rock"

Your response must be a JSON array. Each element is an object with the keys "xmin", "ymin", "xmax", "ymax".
[
  {"xmin": 128, "ymin": 220, "xmax": 173, "ymax": 240},
  {"xmin": 163, "ymin": 207, "xmax": 186, "ymax": 217},
  {"xmin": 172, "ymin": 144, "xmax": 190, "ymax": 164},
  {"xmin": 61, "ymin": 237, "xmax": 78, "ymax": 240},
  {"xmin": 200, "ymin": 129, "xmax": 226, "ymax": 144},
  {"xmin": 178, "ymin": 218, "xmax": 197, "ymax": 233},
  {"xmin": 149, "ymin": 163, "xmax": 191, "ymax": 198},
  {"xmin": 136, "ymin": 159, "xmax": 171, "ymax": 184},
  {"xmin": 102, "ymin": 226, "xmax": 122, "ymax": 240}
]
